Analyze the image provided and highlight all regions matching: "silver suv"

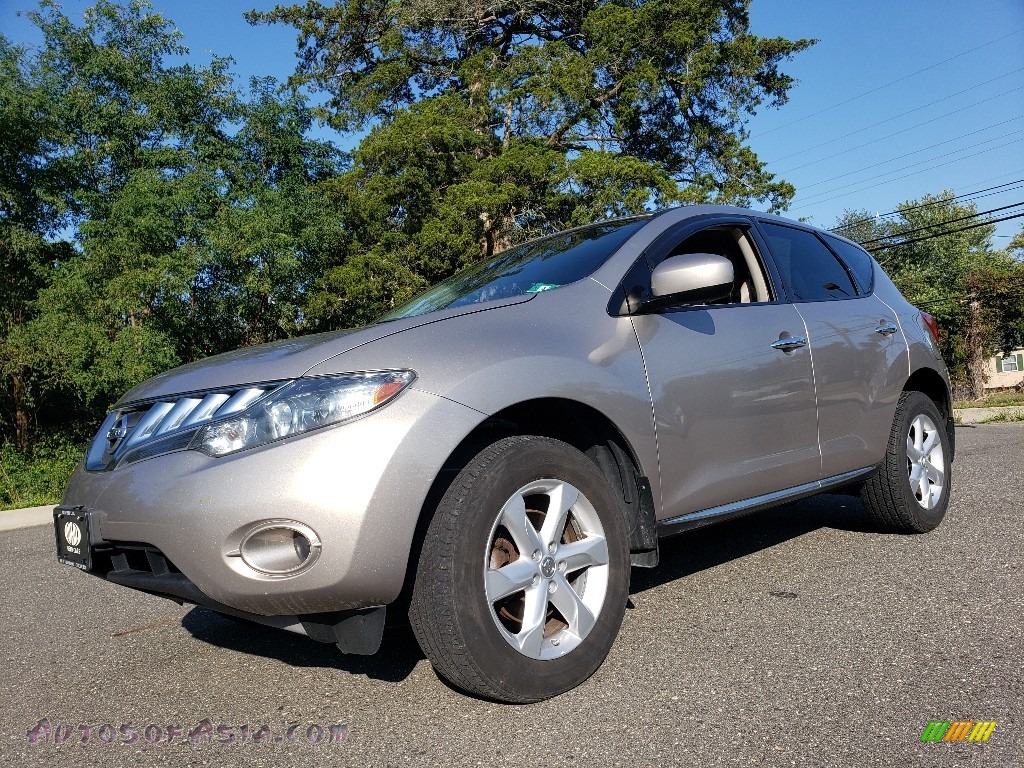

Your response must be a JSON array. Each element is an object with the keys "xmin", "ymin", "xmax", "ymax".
[{"xmin": 55, "ymin": 205, "xmax": 954, "ymax": 702}]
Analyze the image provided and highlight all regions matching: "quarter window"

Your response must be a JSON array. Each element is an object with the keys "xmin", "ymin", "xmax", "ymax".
[
  {"xmin": 823, "ymin": 234, "xmax": 875, "ymax": 294},
  {"xmin": 760, "ymin": 223, "xmax": 858, "ymax": 302}
]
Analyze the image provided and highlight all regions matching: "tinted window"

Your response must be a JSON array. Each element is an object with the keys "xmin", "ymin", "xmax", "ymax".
[
  {"xmin": 760, "ymin": 223, "xmax": 858, "ymax": 302},
  {"xmin": 379, "ymin": 218, "xmax": 648, "ymax": 321},
  {"xmin": 823, "ymin": 235, "xmax": 875, "ymax": 294}
]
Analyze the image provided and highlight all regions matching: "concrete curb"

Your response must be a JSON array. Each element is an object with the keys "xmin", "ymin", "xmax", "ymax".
[
  {"xmin": 954, "ymin": 406, "xmax": 1024, "ymax": 425},
  {"xmin": 0, "ymin": 505, "xmax": 53, "ymax": 532}
]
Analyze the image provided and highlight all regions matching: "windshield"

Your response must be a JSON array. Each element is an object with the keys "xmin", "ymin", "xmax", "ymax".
[{"xmin": 378, "ymin": 217, "xmax": 649, "ymax": 321}]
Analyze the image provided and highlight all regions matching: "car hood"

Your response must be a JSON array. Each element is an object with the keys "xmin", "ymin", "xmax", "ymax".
[{"xmin": 116, "ymin": 295, "xmax": 535, "ymax": 405}]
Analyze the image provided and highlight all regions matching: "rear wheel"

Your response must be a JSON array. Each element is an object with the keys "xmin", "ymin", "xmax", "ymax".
[
  {"xmin": 861, "ymin": 391, "xmax": 951, "ymax": 533},
  {"xmin": 409, "ymin": 436, "xmax": 630, "ymax": 702}
]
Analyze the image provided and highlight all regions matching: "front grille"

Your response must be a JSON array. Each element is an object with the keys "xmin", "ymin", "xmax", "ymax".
[
  {"xmin": 86, "ymin": 383, "xmax": 284, "ymax": 471},
  {"xmin": 91, "ymin": 541, "xmax": 183, "ymax": 577},
  {"xmin": 91, "ymin": 541, "xmax": 214, "ymax": 608}
]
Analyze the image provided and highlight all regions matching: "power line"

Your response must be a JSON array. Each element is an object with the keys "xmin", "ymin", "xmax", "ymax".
[
  {"xmin": 790, "ymin": 139, "xmax": 1024, "ymax": 209},
  {"xmin": 884, "ymin": 279, "xmax": 1024, "ymax": 310},
  {"xmin": 858, "ymin": 202, "xmax": 1024, "ymax": 246},
  {"xmin": 915, "ymin": 297, "xmax": 962, "ymax": 307},
  {"xmin": 906, "ymin": 296, "xmax": 966, "ymax": 313},
  {"xmin": 775, "ymin": 113, "xmax": 1024, "ymax": 177},
  {"xmin": 795, "ymin": 128, "xmax": 1024, "ymax": 192},
  {"xmin": 869, "ymin": 211, "xmax": 1024, "ymax": 253},
  {"xmin": 766, "ymin": 74, "xmax": 1024, "ymax": 168},
  {"xmin": 831, "ymin": 179, "xmax": 1024, "ymax": 233},
  {"xmin": 753, "ymin": 29, "xmax": 1024, "ymax": 139}
]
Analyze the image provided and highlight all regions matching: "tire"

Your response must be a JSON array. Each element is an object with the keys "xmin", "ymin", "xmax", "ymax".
[
  {"xmin": 861, "ymin": 391, "xmax": 952, "ymax": 533},
  {"xmin": 408, "ymin": 435, "xmax": 630, "ymax": 703}
]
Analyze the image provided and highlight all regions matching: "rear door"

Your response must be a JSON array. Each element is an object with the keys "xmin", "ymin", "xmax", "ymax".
[
  {"xmin": 624, "ymin": 216, "xmax": 821, "ymax": 519},
  {"xmin": 754, "ymin": 222, "xmax": 909, "ymax": 477}
]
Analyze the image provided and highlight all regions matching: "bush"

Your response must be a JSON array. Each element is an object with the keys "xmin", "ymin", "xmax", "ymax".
[{"xmin": 0, "ymin": 434, "xmax": 87, "ymax": 509}]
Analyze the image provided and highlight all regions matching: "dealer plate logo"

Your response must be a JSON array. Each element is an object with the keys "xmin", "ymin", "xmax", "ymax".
[{"xmin": 64, "ymin": 521, "xmax": 82, "ymax": 547}]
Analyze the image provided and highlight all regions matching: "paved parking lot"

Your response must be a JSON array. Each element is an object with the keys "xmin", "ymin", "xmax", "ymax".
[{"xmin": 1, "ymin": 423, "xmax": 1021, "ymax": 767}]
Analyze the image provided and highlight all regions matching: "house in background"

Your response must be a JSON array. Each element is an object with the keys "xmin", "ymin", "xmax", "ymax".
[{"xmin": 987, "ymin": 349, "xmax": 1024, "ymax": 389}]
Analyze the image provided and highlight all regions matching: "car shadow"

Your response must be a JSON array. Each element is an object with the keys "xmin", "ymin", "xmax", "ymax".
[
  {"xmin": 181, "ymin": 606, "xmax": 425, "ymax": 682},
  {"xmin": 630, "ymin": 493, "xmax": 878, "ymax": 594}
]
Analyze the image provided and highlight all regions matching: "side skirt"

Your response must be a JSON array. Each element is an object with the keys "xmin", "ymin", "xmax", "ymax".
[{"xmin": 656, "ymin": 467, "xmax": 877, "ymax": 539}]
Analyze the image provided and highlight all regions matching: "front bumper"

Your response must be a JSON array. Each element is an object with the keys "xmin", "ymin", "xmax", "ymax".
[
  {"xmin": 72, "ymin": 538, "xmax": 386, "ymax": 653},
  {"xmin": 60, "ymin": 388, "xmax": 482, "ymax": 615}
]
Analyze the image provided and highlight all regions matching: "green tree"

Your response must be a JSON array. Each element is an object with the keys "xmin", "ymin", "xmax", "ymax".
[
  {"xmin": 178, "ymin": 78, "xmax": 345, "ymax": 355},
  {"xmin": 982, "ymin": 222, "xmax": 1024, "ymax": 357},
  {"xmin": 1, "ymin": 1, "xmax": 343, "ymax": 450},
  {"xmin": 20, "ymin": 0, "xmax": 240, "ymax": 414},
  {"xmin": 250, "ymin": 0, "xmax": 814, "ymax": 327},
  {"xmin": 1007, "ymin": 225, "xmax": 1024, "ymax": 258},
  {"xmin": 967, "ymin": 264, "xmax": 1024, "ymax": 358},
  {"xmin": 833, "ymin": 193, "xmax": 1023, "ymax": 399},
  {"xmin": 0, "ymin": 35, "xmax": 76, "ymax": 451}
]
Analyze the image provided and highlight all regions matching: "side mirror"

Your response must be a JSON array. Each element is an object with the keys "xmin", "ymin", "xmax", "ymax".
[{"xmin": 639, "ymin": 252, "xmax": 734, "ymax": 311}]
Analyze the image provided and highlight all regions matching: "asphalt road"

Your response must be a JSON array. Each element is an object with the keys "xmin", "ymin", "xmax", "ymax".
[{"xmin": 2, "ymin": 423, "xmax": 1021, "ymax": 767}]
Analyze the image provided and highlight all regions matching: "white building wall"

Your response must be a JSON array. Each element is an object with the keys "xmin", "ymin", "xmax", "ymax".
[{"xmin": 987, "ymin": 349, "xmax": 1024, "ymax": 389}]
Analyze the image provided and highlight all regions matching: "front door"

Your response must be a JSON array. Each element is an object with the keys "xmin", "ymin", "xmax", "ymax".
[{"xmin": 629, "ymin": 221, "xmax": 821, "ymax": 520}]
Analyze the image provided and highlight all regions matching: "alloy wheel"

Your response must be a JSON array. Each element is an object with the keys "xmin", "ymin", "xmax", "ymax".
[
  {"xmin": 484, "ymin": 479, "xmax": 610, "ymax": 661},
  {"xmin": 906, "ymin": 413, "xmax": 945, "ymax": 510}
]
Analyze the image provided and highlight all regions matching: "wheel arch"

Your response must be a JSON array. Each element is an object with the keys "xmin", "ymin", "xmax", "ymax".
[
  {"xmin": 394, "ymin": 398, "xmax": 658, "ymax": 620},
  {"xmin": 431, "ymin": 398, "xmax": 656, "ymax": 548}
]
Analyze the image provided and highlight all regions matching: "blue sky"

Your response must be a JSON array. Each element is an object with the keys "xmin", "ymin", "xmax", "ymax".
[
  {"xmin": 746, "ymin": 0, "xmax": 1024, "ymax": 241},
  {"xmin": 2, "ymin": 0, "xmax": 1023, "ymax": 240}
]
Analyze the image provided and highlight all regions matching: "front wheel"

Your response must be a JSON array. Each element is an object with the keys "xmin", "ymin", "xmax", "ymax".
[
  {"xmin": 861, "ymin": 391, "xmax": 952, "ymax": 533},
  {"xmin": 408, "ymin": 436, "xmax": 630, "ymax": 702}
]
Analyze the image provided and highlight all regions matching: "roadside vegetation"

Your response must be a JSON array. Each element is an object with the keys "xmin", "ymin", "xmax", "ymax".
[
  {"xmin": 954, "ymin": 389, "xmax": 1024, "ymax": 409},
  {"xmin": 979, "ymin": 410, "xmax": 1024, "ymax": 424},
  {"xmin": 0, "ymin": 434, "xmax": 86, "ymax": 508}
]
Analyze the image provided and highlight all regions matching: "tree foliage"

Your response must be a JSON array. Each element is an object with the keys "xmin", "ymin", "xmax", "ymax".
[
  {"xmin": 1007, "ymin": 225, "xmax": 1024, "ymax": 258},
  {"xmin": 0, "ymin": 0, "xmax": 343, "ymax": 450},
  {"xmin": 0, "ymin": 32, "xmax": 73, "ymax": 452},
  {"xmin": 248, "ymin": 0, "xmax": 814, "ymax": 324}
]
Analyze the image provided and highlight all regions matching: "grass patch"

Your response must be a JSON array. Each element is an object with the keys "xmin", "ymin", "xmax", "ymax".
[
  {"xmin": 0, "ymin": 435, "xmax": 86, "ymax": 509},
  {"xmin": 954, "ymin": 389, "xmax": 1024, "ymax": 409},
  {"xmin": 979, "ymin": 410, "xmax": 1024, "ymax": 424}
]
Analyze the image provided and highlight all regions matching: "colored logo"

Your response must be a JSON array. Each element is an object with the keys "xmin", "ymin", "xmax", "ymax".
[{"xmin": 920, "ymin": 721, "xmax": 997, "ymax": 742}]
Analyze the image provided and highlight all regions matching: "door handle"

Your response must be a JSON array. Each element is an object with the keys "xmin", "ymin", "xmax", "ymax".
[
  {"xmin": 875, "ymin": 322, "xmax": 898, "ymax": 336},
  {"xmin": 771, "ymin": 335, "xmax": 807, "ymax": 352}
]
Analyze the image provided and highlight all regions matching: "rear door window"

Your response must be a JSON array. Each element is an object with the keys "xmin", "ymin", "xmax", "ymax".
[{"xmin": 759, "ymin": 223, "xmax": 858, "ymax": 302}]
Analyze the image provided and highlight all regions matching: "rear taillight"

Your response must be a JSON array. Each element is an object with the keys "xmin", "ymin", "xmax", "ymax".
[{"xmin": 921, "ymin": 312, "xmax": 940, "ymax": 344}]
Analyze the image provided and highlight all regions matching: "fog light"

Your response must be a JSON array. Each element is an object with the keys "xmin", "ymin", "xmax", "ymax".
[{"xmin": 239, "ymin": 522, "xmax": 321, "ymax": 576}]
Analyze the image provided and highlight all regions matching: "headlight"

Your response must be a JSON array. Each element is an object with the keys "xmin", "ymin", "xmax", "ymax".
[{"xmin": 190, "ymin": 370, "xmax": 415, "ymax": 457}]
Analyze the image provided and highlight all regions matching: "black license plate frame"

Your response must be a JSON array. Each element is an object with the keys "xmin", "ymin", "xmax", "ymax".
[{"xmin": 54, "ymin": 506, "xmax": 92, "ymax": 571}]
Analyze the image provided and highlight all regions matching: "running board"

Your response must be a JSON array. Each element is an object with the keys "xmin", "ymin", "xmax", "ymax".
[{"xmin": 656, "ymin": 467, "xmax": 877, "ymax": 538}]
